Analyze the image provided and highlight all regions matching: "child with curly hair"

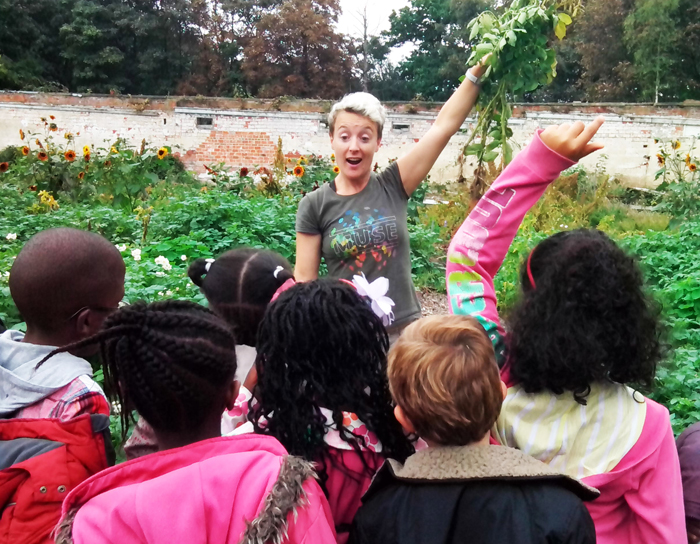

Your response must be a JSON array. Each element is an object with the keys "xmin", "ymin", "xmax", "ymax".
[
  {"xmin": 45, "ymin": 301, "xmax": 335, "ymax": 544},
  {"xmin": 446, "ymin": 118, "xmax": 684, "ymax": 543},
  {"xmin": 226, "ymin": 279, "xmax": 415, "ymax": 543}
]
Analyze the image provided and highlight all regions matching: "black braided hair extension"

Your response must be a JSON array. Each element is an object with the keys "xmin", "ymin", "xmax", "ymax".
[
  {"xmin": 36, "ymin": 300, "xmax": 237, "ymax": 440},
  {"xmin": 252, "ymin": 279, "xmax": 415, "ymax": 488}
]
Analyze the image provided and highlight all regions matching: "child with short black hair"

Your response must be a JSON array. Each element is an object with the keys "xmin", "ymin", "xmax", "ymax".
[
  {"xmin": 48, "ymin": 301, "xmax": 335, "ymax": 544},
  {"xmin": 228, "ymin": 279, "xmax": 414, "ymax": 543},
  {"xmin": 349, "ymin": 314, "xmax": 597, "ymax": 544}
]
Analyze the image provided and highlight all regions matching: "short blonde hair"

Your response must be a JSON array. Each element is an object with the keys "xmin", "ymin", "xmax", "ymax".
[
  {"xmin": 388, "ymin": 315, "xmax": 503, "ymax": 446},
  {"xmin": 328, "ymin": 92, "xmax": 387, "ymax": 139}
]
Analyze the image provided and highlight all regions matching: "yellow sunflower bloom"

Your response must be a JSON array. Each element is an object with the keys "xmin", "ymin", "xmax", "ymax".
[
  {"xmin": 83, "ymin": 145, "xmax": 91, "ymax": 156},
  {"xmin": 691, "ymin": 164, "xmax": 698, "ymax": 172},
  {"xmin": 657, "ymin": 154, "xmax": 665, "ymax": 166},
  {"xmin": 293, "ymin": 165, "xmax": 305, "ymax": 177},
  {"xmin": 22, "ymin": 146, "xmax": 29, "ymax": 156},
  {"xmin": 111, "ymin": 146, "xmax": 118, "ymax": 154},
  {"xmin": 157, "ymin": 147, "xmax": 168, "ymax": 160},
  {"xmin": 333, "ymin": 165, "xmax": 340, "ymax": 174},
  {"xmin": 673, "ymin": 140, "xmax": 681, "ymax": 150},
  {"xmin": 331, "ymin": 154, "xmax": 335, "ymax": 162}
]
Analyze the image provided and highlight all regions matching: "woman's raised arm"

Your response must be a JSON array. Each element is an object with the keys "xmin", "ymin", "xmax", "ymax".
[{"xmin": 396, "ymin": 64, "xmax": 485, "ymax": 196}]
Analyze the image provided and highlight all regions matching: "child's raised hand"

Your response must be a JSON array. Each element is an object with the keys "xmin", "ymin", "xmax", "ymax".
[{"xmin": 540, "ymin": 117, "xmax": 605, "ymax": 162}]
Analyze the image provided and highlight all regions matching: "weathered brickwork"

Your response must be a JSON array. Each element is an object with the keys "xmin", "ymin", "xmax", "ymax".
[{"xmin": 1, "ymin": 92, "xmax": 699, "ymax": 185}]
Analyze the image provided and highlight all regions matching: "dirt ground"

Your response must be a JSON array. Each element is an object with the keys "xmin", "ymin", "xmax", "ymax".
[{"xmin": 417, "ymin": 290, "xmax": 449, "ymax": 317}]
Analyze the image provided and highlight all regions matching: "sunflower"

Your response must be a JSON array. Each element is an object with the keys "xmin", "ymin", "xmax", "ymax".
[
  {"xmin": 333, "ymin": 165, "xmax": 340, "ymax": 174},
  {"xmin": 83, "ymin": 145, "xmax": 91, "ymax": 156},
  {"xmin": 330, "ymin": 154, "xmax": 335, "ymax": 162},
  {"xmin": 49, "ymin": 123, "xmax": 58, "ymax": 132},
  {"xmin": 157, "ymin": 147, "xmax": 168, "ymax": 160},
  {"xmin": 37, "ymin": 151, "xmax": 48, "ymax": 162},
  {"xmin": 65, "ymin": 133, "xmax": 73, "ymax": 140},
  {"xmin": 29, "ymin": 185, "xmax": 37, "ymax": 191},
  {"xmin": 111, "ymin": 146, "xmax": 118, "ymax": 154},
  {"xmin": 240, "ymin": 167, "xmax": 249, "ymax": 177},
  {"xmin": 19, "ymin": 129, "xmax": 25, "ymax": 140},
  {"xmin": 22, "ymin": 146, "xmax": 29, "ymax": 156},
  {"xmin": 293, "ymin": 165, "xmax": 305, "ymax": 177},
  {"xmin": 78, "ymin": 172, "xmax": 85, "ymax": 180},
  {"xmin": 64, "ymin": 150, "xmax": 76, "ymax": 162},
  {"xmin": 686, "ymin": 154, "xmax": 692, "ymax": 166},
  {"xmin": 297, "ymin": 156, "xmax": 307, "ymax": 165},
  {"xmin": 657, "ymin": 154, "xmax": 665, "ymax": 166},
  {"xmin": 84, "ymin": 153, "xmax": 91, "ymax": 162},
  {"xmin": 36, "ymin": 139, "xmax": 43, "ymax": 148},
  {"xmin": 691, "ymin": 164, "xmax": 698, "ymax": 172},
  {"xmin": 673, "ymin": 140, "xmax": 681, "ymax": 150},
  {"xmin": 0, "ymin": 162, "xmax": 8, "ymax": 173},
  {"xmin": 104, "ymin": 160, "xmax": 112, "ymax": 168}
]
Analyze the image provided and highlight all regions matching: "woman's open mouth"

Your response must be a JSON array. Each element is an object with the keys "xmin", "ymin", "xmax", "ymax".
[{"xmin": 346, "ymin": 158, "xmax": 362, "ymax": 165}]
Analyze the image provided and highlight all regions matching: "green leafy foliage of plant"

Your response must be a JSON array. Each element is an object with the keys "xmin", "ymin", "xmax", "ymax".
[{"xmin": 463, "ymin": 0, "xmax": 581, "ymax": 184}]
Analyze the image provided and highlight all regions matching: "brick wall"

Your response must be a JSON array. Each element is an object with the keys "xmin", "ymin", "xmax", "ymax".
[{"xmin": 2, "ymin": 91, "xmax": 699, "ymax": 186}]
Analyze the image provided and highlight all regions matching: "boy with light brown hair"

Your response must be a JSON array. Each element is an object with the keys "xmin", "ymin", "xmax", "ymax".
[{"xmin": 348, "ymin": 314, "xmax": 598, "ymax": 544}]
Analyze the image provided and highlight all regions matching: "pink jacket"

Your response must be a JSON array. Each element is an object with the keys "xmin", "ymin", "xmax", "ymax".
[
  {"xmin": 446, "ymin": 131, "xmax": 685, "ymax": 543},
  {"xmin": 55, "ymin": 434, "xmax": 336, "ymax": 544}
]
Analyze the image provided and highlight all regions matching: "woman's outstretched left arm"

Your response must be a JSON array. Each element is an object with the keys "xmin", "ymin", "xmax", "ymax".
[{"xmin": 396, "ymin": 64, "xmax": 485, "ymax": 196}]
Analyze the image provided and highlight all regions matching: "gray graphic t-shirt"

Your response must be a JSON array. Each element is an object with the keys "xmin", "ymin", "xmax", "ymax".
[{"xmin": 296, "ymin": 162, "xmax": 421, "ymax": 327}]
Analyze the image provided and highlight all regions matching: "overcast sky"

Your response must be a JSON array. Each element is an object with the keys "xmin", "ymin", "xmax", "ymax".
[{"xmin": 335, "ymin": 0, "xmax": 414, "ymax": 63}]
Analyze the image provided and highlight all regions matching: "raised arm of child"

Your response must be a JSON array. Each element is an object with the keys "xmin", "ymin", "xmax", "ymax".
[{"xmin": 446, "ymin": 118, "xmax": 605, "ymax": 365}]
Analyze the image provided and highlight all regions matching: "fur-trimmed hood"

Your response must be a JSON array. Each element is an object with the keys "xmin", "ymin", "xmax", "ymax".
[
  {"xmin": 55, "ymin": 434, "xmax": 336, "ymax": 544},
  {"xmin": 368, "ymin": 444, "xmax": 599, "ymax": 502}
]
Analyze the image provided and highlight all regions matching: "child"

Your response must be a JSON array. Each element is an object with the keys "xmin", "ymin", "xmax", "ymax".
[
  {"xmin": 227, "ymin": 279, "xmax": 414, "ymax": 543},
  {"xmin": 446, "ymin": 119, "xmax": 685, "ymax": 543},
  {"xmin": 124, "ymin": 248, "xmax": 294, "ymax": 459},
  {"xmin": 48, "ymin": 301, "xmax": 335, "ymax": 544},
  {"xmin": 676, "ymin": 422, "xmax": 700, "ymax": 543},
  {"xmin": 188, "ymin": 248, "xmax": 294, "ymax": 382},
  {"xmin": 0, "ymin": 228, "xmax": 123, "ymax": 543},
  {"xmin": 348, "ymin": 314, "xmax": 597, "ymax": 544},
  {"xmin": 1, "ymin": 228, "xmax": 124, "ymax": 420}
]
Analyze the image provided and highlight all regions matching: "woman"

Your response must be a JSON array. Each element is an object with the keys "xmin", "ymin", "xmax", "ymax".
[{"xmin": 295, "ymin": 64, "xmax": 485, "ymax": 332}]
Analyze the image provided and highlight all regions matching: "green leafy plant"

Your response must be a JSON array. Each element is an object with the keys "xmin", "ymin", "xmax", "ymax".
[{"xmin": 463, "ymin": 0, "xmax": 582, "ymax": 184}]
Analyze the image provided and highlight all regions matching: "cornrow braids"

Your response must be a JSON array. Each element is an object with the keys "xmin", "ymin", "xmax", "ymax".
[
  {"xmin": 36, "ymin": 300, "xmax": 237, "ymax": 440},
  {"xmin": 253, "ymin": 279, "xmax": 414, "ymax": 488}
]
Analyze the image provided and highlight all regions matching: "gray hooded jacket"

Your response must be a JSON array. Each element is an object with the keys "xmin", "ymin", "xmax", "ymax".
[{"xmin": 0, "ymin": 330, "xmax": 94, "ymax": 418}]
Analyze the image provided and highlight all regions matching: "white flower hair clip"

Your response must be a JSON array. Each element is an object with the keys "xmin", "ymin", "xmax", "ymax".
[
  {"xmin": 273, "ymin": 265, "xmax": 284, "ymax": 279},
  {"xmin": 352, "ymin": 273, "xmax": 395, "ymax": 327},
  {"xmin": 205, "ymin": 258, "xmax": 215, "ymax": 273}
]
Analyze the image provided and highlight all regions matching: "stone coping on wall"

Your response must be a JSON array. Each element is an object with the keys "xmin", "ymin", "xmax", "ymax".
[{"xmin": 1, "ymin": 90, "xmax": 699, "ymax": 119}]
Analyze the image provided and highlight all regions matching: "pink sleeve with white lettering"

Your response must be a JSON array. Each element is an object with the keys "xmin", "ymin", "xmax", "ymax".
[{"xmin": 446, "ymin": 131, "xmax": 575, "ymax": 365}]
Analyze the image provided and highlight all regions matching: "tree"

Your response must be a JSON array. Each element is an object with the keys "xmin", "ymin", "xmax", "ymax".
[
  {"xmin": 386, "ymin": 0, "xmax": 490, "ymax": 101},
  {"xmin": 624, "ymin": 0, "xmax": 680, "ymax": 103},
  {"xmin": 242, "ymin": 0, "xmax": 353, "ymax": 98},
  {"xmin": 574, "ymin": 0, "xmax": 637, "ymax": 101}
]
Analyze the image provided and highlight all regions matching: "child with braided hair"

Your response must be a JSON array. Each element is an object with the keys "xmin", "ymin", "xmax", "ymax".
[
  {"xmin": 225, "ymin": 279, "xmax": 415, "ymax": 544},
  {"xmin": 45, "ymin": 300, "xmax": 335, "ymax": 544},
  {"xmin": 124, "ymin": 248, "xmax": 295, "ymax": 459}
]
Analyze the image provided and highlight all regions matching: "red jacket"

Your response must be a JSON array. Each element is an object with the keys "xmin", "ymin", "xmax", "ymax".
[{"xmin": 0, "ymin": 415, "xmax": 111, "ymax": 544}]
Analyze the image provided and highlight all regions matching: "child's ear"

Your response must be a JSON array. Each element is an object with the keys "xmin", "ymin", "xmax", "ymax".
[
  {"xmin": 501, "ymin": 380, "xmax": 508, "ymax": 400},
  {"xmin": 225, "ymin": 380, "xmax": 241, "ymax": 411},
  {"xmin": 394, "ymin": 405, "xmax": 417, "ymax": 435}
]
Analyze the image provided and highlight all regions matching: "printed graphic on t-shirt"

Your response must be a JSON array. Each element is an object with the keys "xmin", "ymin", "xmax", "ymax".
[{"xmin": 329, "ymin": 208, "xmax": 399, "ymax": 272}]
